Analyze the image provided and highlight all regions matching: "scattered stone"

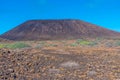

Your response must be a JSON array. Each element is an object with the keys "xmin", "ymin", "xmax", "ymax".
[
  {"xmin": 87, "ymin": 70, "xmax": 97, "ymax": 77},
  {"xmin": 60, "ymin": 61, "xmax": 79, "ymax": 69},
  {"xmin": 49, "ymin": 68, "xmax": 60, "ymax": 74},
  {"xmin": 0, "ymin": 46, "xmax": 120, "ymax": 80}
]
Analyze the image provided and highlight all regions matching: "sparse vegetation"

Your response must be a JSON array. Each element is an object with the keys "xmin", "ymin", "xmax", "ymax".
[
  {"xmin": 35, "ymin": 44, "xmax": 43, "ymax": 49},
  {"xmin": 115, "ymin": 41, "xmax": 120, "ymax": 46},
  {"xmin": 70, "ymin": 43, "xmax": 78, "ymax": 47},
  {"xmin": 76, "ymin": 39, "xmax": 91, "ymax": 45},
  {"xmin": 88, "ymin": 41, "xmax": 98, "ymax": 46},
  {"xmin": 70, "ymin": 39, "xmax": 98, "ymax": 47},
  {"xmin": 35, "ymin": 41, "xmax": 46, "ymax": 48},
  {"xmin": 0, "ymin": 44, "xmax": 6, "ymax": 48},
  {"xmin": 0, "ymin": 42, "xmax": 30, "ymax": 49},
  {"xmin": 0, "ymin": 39, "xmax": 120, "ymax": 79},
  {"xmin": 47, "ymin": 44, "xmax": 58, "ymax": 47}
]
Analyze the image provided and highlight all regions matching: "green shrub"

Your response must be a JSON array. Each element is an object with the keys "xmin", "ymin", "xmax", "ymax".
[
  {"xmin": 70, "ymin": 43, "xmax": 78, "ymax": 47},
  {"xmin": 47, "ymin": 44, "xmax": 58, "ymax": 47},
  {"xmin": 7, "ymin": 42, "xmax": 30, "ymax": 49},
  {"xmin": 70, "ymin": 39, "xmax": 98, "ymax": 46},
  {"xmin": 88, "ymin": 42, "xmax": 97, "ymax": 46},
  {"xmin": 35, "ymin": 41, "xmax": 45, "ymax": 47},
  {"xmin": 0, "ymin": 42, "xmax": 30, "ymax": 49},
  {"xmin": 39, "ymin": 41, "xmax": 46, "ymax": 45},
  {"xmin": 0, "ymin": 44, "xmax": 6, "ymax": 48},
  {"xmin": 76, "ymin": 39, "xmax": 91, "ymax": 45},
  {"xmin": 35, "ymin": 44, "xmax": 43, "ymax": 49},
  {"xmin": 115, "ymin": 41, "xmax": 120, "ymax": 46}
]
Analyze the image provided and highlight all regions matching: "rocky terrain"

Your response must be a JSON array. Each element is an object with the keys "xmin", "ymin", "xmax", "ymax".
[
  {"xmin": 0, "ymin": 39, "xmax": 120, "ymax": 80},
  {"xmin": 0, "ymin": 38, "xmax": 10, "ymax": 42},
  {"xmin": 1, "ymin": 19, "xmax": 120, "ymax": 40},
  {"xmin": 0, "ymin": 19, "xmax": 120, "ymax": 80}
]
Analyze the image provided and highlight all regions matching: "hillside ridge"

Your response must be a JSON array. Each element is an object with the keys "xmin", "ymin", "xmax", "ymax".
[{"xmin": 1, "ymin": 19, "xmax": 120, "ymax": 40}]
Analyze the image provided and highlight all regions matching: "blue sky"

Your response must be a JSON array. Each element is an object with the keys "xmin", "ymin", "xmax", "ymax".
[{"xmin": 0, "ymin": 0, "xmax": 120, "ymax": 34}]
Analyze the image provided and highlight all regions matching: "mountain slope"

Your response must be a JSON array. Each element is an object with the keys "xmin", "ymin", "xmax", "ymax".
[
  {"xmin": 1, "ymin": 19, "xmax": 120, "ymax": 40},
  {"xmin": 0, "ymin": 38, "xmax": 10, "ymax": 42}
]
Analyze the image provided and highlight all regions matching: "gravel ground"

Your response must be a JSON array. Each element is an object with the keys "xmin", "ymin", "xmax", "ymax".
[{"xmin": 0, "ymin": 48, "xmax": 120, "ymax": 80}]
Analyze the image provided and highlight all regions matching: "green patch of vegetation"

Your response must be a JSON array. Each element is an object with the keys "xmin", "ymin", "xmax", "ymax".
[
  {"xmin": 70, "ymin": 39, "xmax": 97, "ymax": 47},
  {"xmin": 35, "ymin": 44, "xmax": 43, "ymax": 49},
  {"xmin": 0, "ymin": 44, "xmax": 6, "ymax": 48},
  {"xmin": 47, "ymin": 44, "xmax": 58, "ymax": 47},
  {"xmin": 115, "ymin": 41, "xmax": 120, "ymax": 46},
  {"xmin": 70, "ymin": 43, "xmax": 78, "ymax": 47},
  {"xmin": 6, "ymin": 42, "xmax": 30, "ymax": 49},
  {"xmin": 88, "ymin": 41, "xmax": 98, "ymax": 46},
  {"xmin": 76, "ymin": 39, "xmax": 91, "ymax": 45},
  {"xmin": 35, "ymin": 41, "xmax": 48, "ymax": 48},
  {"xmin": 39, "ymin": 41, "xmax": 46, "ymax": 45},
  {"xmin": 0, "ymin": 42, "xmax": 30, "ymax": 49}
]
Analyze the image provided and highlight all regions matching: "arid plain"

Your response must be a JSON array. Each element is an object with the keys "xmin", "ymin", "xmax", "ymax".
[{"xmin": 0, "ymin": 38, "xmax": 120, "ymax": 80}]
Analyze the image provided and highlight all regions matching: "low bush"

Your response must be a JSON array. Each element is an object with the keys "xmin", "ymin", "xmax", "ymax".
[
  {"xmin": 76, "ymin": 39, "xmax": 91, "ymax": 45},
  {"xmin": 70, "ymin": 39, "xmax": 97, "ymax": 47},
  {"xmin": 76, "ymin": 39, "xmax": 97, "ymax": 46},
  {"xmin": 115, "ymin": 41, "xmax": 120, "ymax": 46},
  {"xmin": 0, "ymin": 44, "xmax": 6, "ymax": 48},
  {"xmin": 88, "ymin": 41, "xmax": 98, "ymax": 46},
  {"xmin": 70, "ymin": 43, "xmax": 78, "ymax": 47},
  {"xmin": 47, "ymin": 44, "xmax": 58, "ymax": 47},
  {"xmin": 0, "ymin": 42, "xmax": 30, "ymax": 49}
]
